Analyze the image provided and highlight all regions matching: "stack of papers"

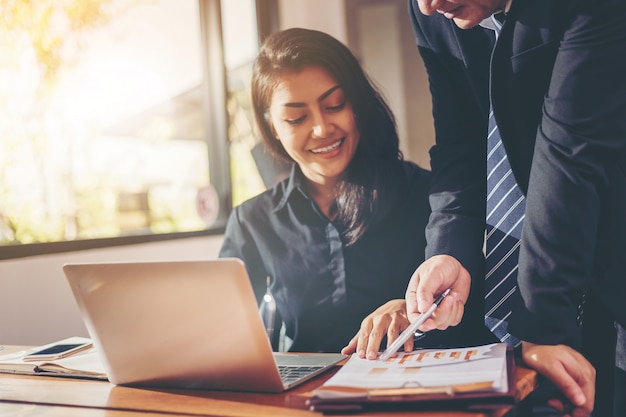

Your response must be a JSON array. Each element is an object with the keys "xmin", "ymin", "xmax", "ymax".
[{"xmin": 308, "ymin": 343, "xmax": 514, "ymax": 412}]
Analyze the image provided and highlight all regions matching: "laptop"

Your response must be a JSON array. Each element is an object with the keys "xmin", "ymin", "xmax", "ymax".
[{"xmin": 63, "ymin": 258, "xmax": 346, "ymax": 393}]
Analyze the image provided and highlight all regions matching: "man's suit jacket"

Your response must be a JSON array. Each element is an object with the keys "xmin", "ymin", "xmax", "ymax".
[{"xmin": 408, "ymin": 0, "xmax": 626, "ymax": 349}]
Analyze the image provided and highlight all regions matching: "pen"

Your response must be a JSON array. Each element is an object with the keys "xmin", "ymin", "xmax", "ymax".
[{"xmin": 378, "ymin": 288, "xmax": 451, "ymax": 361}]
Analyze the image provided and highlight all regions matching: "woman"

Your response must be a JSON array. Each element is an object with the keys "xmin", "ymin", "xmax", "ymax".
[{"xmin": 219, "ymin": 28, "xmax": 494, "ymax": 355}]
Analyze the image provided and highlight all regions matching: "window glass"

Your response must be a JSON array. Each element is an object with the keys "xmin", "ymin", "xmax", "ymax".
[
  {"xmin": 221, "ymin": 0, "xmax": 270, "ymax": 207},
  {"xmin": 1, "ymin": 0, "xmax": 214, "ymax": 245}
]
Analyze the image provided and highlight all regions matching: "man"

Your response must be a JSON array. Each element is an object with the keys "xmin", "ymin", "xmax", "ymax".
[{"xmin": 403, "ymin": 0, "xmax": 626, "ymax": 416}]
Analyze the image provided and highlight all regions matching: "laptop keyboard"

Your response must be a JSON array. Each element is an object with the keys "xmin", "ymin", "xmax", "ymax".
[{"xmin": 278, "ymin": 365, "xmax": 324, "ymax": 386}]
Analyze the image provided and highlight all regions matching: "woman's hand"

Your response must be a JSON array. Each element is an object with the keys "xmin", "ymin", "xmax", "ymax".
[
  {"xmin": 341, "ymin": 299, "xmax": 411, "ymax": 359},
  {"xmin": 522, "ymin": 341, "xmax": 595, "ymax": 417}
]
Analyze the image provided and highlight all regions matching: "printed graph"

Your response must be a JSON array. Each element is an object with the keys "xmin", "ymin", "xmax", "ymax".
[{"xmin": 384, "ymin": 346, "xmax": 479, "ymax": 366}]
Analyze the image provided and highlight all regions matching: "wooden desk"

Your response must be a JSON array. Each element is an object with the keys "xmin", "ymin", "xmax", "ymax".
[{"xmin": 0, "ymin": 346, "xmax": 538, "ymax": 417}]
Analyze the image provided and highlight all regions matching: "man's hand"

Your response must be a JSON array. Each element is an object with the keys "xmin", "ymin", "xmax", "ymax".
[
  {"xmin": 341, "ymin": 299, "xmax": 411, "ymax": 360},
  {"xmin": 405, "ymin": 255, "xmax": 470, "ymax": 332},
  {"xmin": 522, "ymin": 342, "xmax": 595, "ymax": 417}
]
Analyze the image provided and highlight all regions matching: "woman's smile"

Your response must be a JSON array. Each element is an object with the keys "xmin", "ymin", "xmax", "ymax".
[{"xmin": 309, "ymin": 138, "xmax": 345, "ymax": 155}]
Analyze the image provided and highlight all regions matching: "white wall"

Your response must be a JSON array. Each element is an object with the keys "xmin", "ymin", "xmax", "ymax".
[
  {"xmin": 278, "ymin": 0, "xmax": 347, "ymax": 42},
  {"xmin": 355, "ymin": 2, "xmax": 410, "ymax": 162},
  {"xmin": 0, "ymin": 236, "xmax": 223, "ymax": 345}
]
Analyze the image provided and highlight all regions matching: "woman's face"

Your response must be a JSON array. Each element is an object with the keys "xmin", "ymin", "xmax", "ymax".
[{"xmin": 268, "ymin": 66, "xmax": 359, "ymax": 187}]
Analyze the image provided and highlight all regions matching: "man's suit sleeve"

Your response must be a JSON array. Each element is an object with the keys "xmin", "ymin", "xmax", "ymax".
[
  {"xmin": 408, "ymin": 0, "xmax": 490, "ymax": 282},
  {"xmin": 510, "ymin": 0, "xmax": 626, "ymax": 347}
]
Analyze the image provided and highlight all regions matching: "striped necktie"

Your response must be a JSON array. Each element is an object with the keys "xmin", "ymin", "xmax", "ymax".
[{"xmin": 484, "ymin": 14, "xmax": 524, "ymax": 346}]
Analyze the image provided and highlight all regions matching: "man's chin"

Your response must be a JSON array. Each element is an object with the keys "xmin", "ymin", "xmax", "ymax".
[{"xmin": 453, "ymin": 17, "xmax": 482, "ymax": 29}]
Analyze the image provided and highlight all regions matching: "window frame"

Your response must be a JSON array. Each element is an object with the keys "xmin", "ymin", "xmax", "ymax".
[{"xmin": 0, "ymin": 0, "xmax": 278, "ymax": 261}]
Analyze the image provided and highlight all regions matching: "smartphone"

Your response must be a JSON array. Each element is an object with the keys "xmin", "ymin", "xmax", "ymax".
[{"xmin": 22, "ymin": 341, "xmax": 93, "ymax": 362}]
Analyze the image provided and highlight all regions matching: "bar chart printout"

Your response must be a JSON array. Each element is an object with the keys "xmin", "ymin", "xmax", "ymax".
[{"xmin": 315, "ymin": 343, "xmax": 508, "ymax": 394}]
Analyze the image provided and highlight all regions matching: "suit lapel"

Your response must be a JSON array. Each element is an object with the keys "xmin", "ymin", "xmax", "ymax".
[
  {"xmin": 447, "ymin": 20, "xmax": 493, "ymax": 122},
  {"xmin": 489, "ymin": 9, "xmax": 530, "ymax": 193},
  {"xmin": 489, "ymin": 0, "xmax": 570, "ymax": 194}
]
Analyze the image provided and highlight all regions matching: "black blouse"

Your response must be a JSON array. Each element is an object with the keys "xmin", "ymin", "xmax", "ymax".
[{"xmin": 219, "ymin": 161, "xmax": 493, "ymax": 352}]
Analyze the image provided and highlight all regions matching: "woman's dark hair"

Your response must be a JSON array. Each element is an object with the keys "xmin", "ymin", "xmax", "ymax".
[{"xmin": 251, "ymin": 27, "xmax": 405, "ymax": 245}]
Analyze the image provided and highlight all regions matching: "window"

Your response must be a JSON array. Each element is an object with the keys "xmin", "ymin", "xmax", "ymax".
[
  {"xmin": 0, "ymin": 0, "xmax": 274, "ymax": 259},
  {"xmin": 221, "ymin": 0, "xmax": 264, "ymax": 207}
]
